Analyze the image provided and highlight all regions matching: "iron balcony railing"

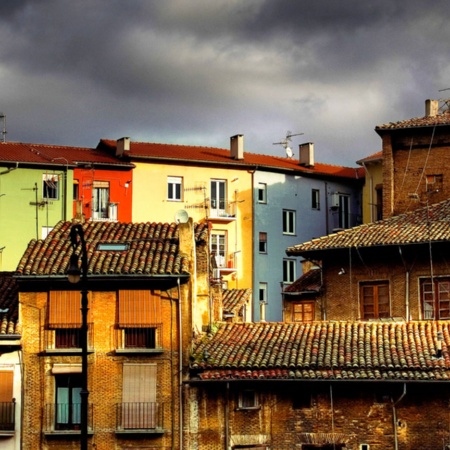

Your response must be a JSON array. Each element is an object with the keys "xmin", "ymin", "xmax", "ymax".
[
  {"xmin": 116, "ymin": 402, "xmax": 163, "ymax": 432},
  {"xmin": 0, "ymin": 401, "xmax": 15, "ymax": 431},
  {"xmin": 43, "ymin": 403, "xmax": 94, "ymax": 433}
]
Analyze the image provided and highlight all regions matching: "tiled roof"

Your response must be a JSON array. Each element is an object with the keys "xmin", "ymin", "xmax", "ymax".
[
  {"xmin": 283, "ymin": 269, "xmax": 321, "ymax": 294},
  {"xmin": 190, "ymin": 321, "xmax": 450, "ymax": 381},
  {"xmin": 0, "ymin": 272, "xmax": 19, "ymax": 335},
  {"xmin": 222, "ymin": 288, "xmax": 252, "ymax": 315},
  {"xmin": 376, "ymin": 111, "xmax": 450, "ymax": 131},
  {"xmin": 356, "ymin": 151, "xmax": 382, "ymax": 165},
  {"xmin": 286, "ymin": 198, "xmax": 450, "ymax": 256},
  {"xmin": 0, "ymin": 142, "xmax": 133, "ymax": 168},
  {"xmin": 98, "ymin": 139, "xmax": 364, "ymax": 180},
  {"xmin": 16, "ymin": 220, "xmax": 208, "ymax": 278}
]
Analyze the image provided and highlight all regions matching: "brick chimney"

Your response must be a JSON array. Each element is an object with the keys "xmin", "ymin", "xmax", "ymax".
[
  {"xmin": 230, "ymin": 134, "xmax": 244, "ymax": 160},
  {"xmin": 299, "ymin": 142, "xmax": 314, "ymax": 167},
  {"xmin": 425, "ymin": 99, "xmax": 439, "ymax": 117},
  {"xmin": 116, "ymin": 137, "xmax": 130, "ymax": 157}
]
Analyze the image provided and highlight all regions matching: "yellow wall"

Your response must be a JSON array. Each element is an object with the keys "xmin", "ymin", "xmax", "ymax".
[
  {"xmin": 132, "ymin": 162, "xmax": 254, "ymax": 291},
  {"xmin": 360, "ymin": 160, "xmax": 383, "ymax": 223}
]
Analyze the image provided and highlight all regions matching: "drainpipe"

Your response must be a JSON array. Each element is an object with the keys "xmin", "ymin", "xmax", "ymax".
[
  {"xmin": 325, "ymin": 182, "xmax": 329, "ymax": 234},
  {"xmin": 177, "ymin": 277, "xmax": 183, "ymax": 450},
  {"xmin": 225, "ymin": 382, "xmax": 230, "ymax": 450},
  {"xmin": 392, "ymin": 383, "xmax": 407, "ymax": 450}
]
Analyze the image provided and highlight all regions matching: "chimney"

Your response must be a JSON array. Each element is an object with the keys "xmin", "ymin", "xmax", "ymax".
[
  {"xmin": 425, "ymin": 99, "xmax": 439, "ymax": 117},
  {"xmin": 116, "ymin": 137, "xmax": 130, "ymax": 157},
  {"xmin": 299, "ymin": 142, "xmax": 314, "ymax": 167},
  {"xmin": 230, "ymin": 134, "xmax": 244, "ymax": 160}
]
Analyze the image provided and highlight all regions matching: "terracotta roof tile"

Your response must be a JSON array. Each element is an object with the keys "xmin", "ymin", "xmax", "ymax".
[
  {"xmin": 222, "ymin": 288, "xmax": 252, "ymax": 315},
  {"xmin": 191, "ymin": 321, "xmax": 450, "ymax": 381},
  {"xmin": 284, "ymin": 268, "xmax": 321, "ymax": 293},
  {"xmin": 99, "ymin": 139, "xmax": 363, "ymax": 180},
  {"xmin": 0, "ymin": 142, "xmax": 133, "ymax": 168},
  {"xmin": 376, "ymin": 111, "xmax": 450, "ymax": 131},
  {"xmin": 287, "ymin": 198, "xmax": 450, "ymax": 256},
  {"xmin": 356, "ymin": 151, "xmax": 382, "ymax": 165},
  {"xmin": 16, "ymin": 220, "xmax": 208, "ymax": 278},
  {"xmin": 0, "ymin": 272, "xmax": 19, "ymax": 335}
]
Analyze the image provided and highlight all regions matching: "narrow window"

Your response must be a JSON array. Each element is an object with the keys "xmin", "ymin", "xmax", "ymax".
[
  {"xmin": 311, "ymin": 189, "xmax": 320, "ymax": 210},
  {"xmin": 338, "ymin": 194, "xmax": 350, "ymax": 229},
  {"xmin": 258, "ymin": 182, "xmax": 267, "ymax": 203},
  {"xmin": 210, "ymin": 179, "xmax": 227, "ymax": 217},
  {"xmin": 282, "ymin": 209, "xmax": 296, "ymax": 235},
  {"xmin": 92, "ymin": 181, "xmax": 110, "ymax": 219},
  {"xmin": 0, "ymin": 369, "xmax": 14, "ymax": 431},
  {"xmin": 421, "ymin": 278, "xmax": 450, "ymax": 320},
  {"xmin": 283, "ymin": 259, "xmax": 296, "ymax": 283},
  {"xmin": 55, "ymin": 374, "xmax": 82, "ymax": 430},
  {"xmin": 259, "ymin": 282, "xmax": 267, "ymax": 304},
  {"xmin": 211, "ymin": 231, "xmax": 227, "ymax": 268},
  {"xmin": 360, "ymin": 282, "xmax": 390, "ymax": 319},
  {"xmin": 167, "ymin": 176, "xmax": 182, "ymax": 201},
  {"xmin": 259, "ymin": 232, "xmax": 267, "ymax": 253},
  {"xmin": 238, "ymin": 390, "xmax": 259, "ymax": 409},
  {"xmin": 43, "ymin": 173, "xmax": 59, "ymax": 199}
]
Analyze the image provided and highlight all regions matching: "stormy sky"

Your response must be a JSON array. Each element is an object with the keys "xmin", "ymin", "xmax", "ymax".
[{"xmin": 1, "ymin": 1, "xmax": 449, "ymax": 166}]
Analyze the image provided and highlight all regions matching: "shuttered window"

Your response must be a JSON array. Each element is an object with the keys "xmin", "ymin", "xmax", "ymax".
[
  {"xmin": 360, "ymin": 282, "xmax": 390, "ymax": 319},
  {"xmin": 122, "ymin": 364, "xmax": 157, "ymax": 429},
  {"xmin": 118, "ymin": 290, "xmax": 161, "ymax": 327},
  {"xmin": 49, "ymin": 291, "xmax": 91, "ymax": 327},
  {"xmin": 0, "ymin": 369, "xmax": 13, "ymax": 402}
]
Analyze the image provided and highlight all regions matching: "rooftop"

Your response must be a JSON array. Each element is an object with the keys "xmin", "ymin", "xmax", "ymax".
[{"xmin": 0, "ymin": 273, "xmax": 19, "ymax": 335}]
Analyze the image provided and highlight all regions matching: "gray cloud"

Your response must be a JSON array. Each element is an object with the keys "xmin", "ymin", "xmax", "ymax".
[{"xmin": 0, "ymin": 0, "xmax": 449, "ymax": 165}]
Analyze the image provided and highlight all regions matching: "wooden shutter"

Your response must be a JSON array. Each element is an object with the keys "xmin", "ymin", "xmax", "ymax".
[
  {"xmin": 122, "ymin": 364, "xmax": 156, "ymax": 428},
  {"xmin": 49, "ymin": 291, "xmax": 91, "ymax": 327},
  {"xmin": 0, "ymin": 369, "xmax": 13, "ymax": 402},
  {"xmin": 118, "ymin": 291, "xmax": 161, "ymax": 327}
]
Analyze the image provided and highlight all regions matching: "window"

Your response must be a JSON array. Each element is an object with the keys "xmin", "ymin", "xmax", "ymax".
[
  {"xmin": 210, "ymin": 179, "xmax": 227, "ymax": 217},
  {"xmin": 421, "ymin": 278, "xmax": 450, "ymax": 320},
  {"xmin": 43, "ymin": 173, "xmax": 59, "ymax": 199},
  {"xmin": 257, "ymin": 182, "xmax": 267, "ymax": 203},
  {"xmin": 292, "ymin": 302, "xmax": 315, "ymax": 323},
  {"xmin": 0, "ymin": 368, "xmax": 14, "ymax": 431},
  {"xmin": 259, "ymin": 282, "xmax": 267, "ymax": 304},
  {"xmin": 92, "ymin": 181, "xmax": 110, "ymax": 219},
  {"xmin": 120, "ymin": 364, "xmax": 158, "ymax": 429},
  {"xmin": 426, "ymin": 174, "xmax": 443, "ymax": 193},
  {"xmin": 259, "ymin": 232, "xmax": 267, "ymax": 253},
  {"xmin": 211, "ymin": 231, "xmax": 226, "ymax": 268},
  {"xmin": 48, "ymin": 291, "xmax": 91, "ymax": 350},
  {"xmin": 167, "ymin": 176, "xmax": 182, "ymax": 201},
  {"xmin": 360, "ymin": 282, "xmax": 390, "ymax": 319},
  {"xmin": 338, "ymin": 194, "xmax": 350, "ymax": 229},
  {"xmin": 311, "ymin": 189, "xmax": 320, "ymax": 210},
  {"xmin": 238, "ymin": 390, "xmax": 259, "ymax": 409},
  {"xmin": 55, "ymin": 373, "xmax": 82, "ymax": 430},
  {"xmin": 117, "ymin": 290, "xmax": 162, "ymax": 350},
  {"xmin": 282, "ymin": 209, "xmax": 296, "ymax": 235},
  {"xmin": 73, "ymin": 179, "xmax": 79, "ymax": 200},
  {"xmin": 283, "ymin": 259, "xmax": 296, "ymax": 284}
]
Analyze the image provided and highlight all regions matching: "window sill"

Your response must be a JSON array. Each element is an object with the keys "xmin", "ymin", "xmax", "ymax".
[
  {"xmin": 115, "ymin": 428, "xmax": 164, "ymax": 435},
  {"xmin": 45, "ymin": 348, "xmax": 94, "ymax": 355},
  {"xmin": 236, "ymin": 406, "xmax": 261, "ymax": 411},
  {"xmin": 43, "ymin": 429, "xmax": 94, "ymax": 437},
  {"xmin": 115, "ymin": 348, "xmax": 164, "ymax": 355}
]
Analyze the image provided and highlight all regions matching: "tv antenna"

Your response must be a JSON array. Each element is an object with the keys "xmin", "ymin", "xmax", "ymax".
[
  {"xmin": 0, "ymin": 113, "xmax": 6, "ymax": 143},
  {"xmin": 273, "ymin": 131, "xmax": 304, "ymax": 158}
]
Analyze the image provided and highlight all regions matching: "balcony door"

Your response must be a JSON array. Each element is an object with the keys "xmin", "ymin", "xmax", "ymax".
[
  {"xmin": 55, "ymin": 374, "xmax": 81, "ymax": 430},
  {"xmin": 92, "ymin": 181, "xmax": 110, "ymax": 219},
  {"xmin": 210, "ymin": 180, "xmax": 226, "ymax": 217}
]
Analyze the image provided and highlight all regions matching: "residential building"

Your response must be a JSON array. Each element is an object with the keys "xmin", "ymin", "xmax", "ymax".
[
  {"xmin": 97, "ymin": 136, "xmax": 363, "ymax": 322},
  {"xmin": 0, "ymin": 142, "xmax": 133, "ymax": 271},
  {"xmin": 15, "ymin": 219, "xmax": 209, "ymax": 450},
  {"xmin": 0, "ymin": 273, "xmax": 20, "ymax": 450},
  {"xmin": 375, "ymin": 98, "xmax": 450, "ymax": 219}
]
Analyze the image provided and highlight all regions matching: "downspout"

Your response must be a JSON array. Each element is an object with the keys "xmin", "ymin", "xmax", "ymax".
[
  {"xmin": 325, "ymin": 181, "xmax": 329, "ymax": 234},
  {"xmin": 177, "ymin": 277, "xmax": 183, "ymax": 450},
  {"xmin": 225, "ymin": 382, "xmax": 230, "ymax": 450},
  {"xmin": 392, "ymin": 383, "xmax": 407, "ymax": 450},
  {"xmin": 398, "ymin": 246, "xmax": 410, "ymax": 321}
]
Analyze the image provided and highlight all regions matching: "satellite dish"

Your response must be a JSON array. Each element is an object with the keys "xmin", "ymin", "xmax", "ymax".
[
  {"xmin": 286, "ymin": 146, "xmax": 293, "ymax": 158},
  {"xmin": 175, "ymin": 209, "xmax": 189, "ymax": 224}
]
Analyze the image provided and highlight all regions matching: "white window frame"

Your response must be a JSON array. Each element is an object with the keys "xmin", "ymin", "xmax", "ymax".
[
  {"xmin": 210, "ymin": 179, "xmax": 227, "ymax": 217},
  {"xmin": 43, "ymin": 173, "xmax": 59, "ymax": 200},
  {"xmin": 211, "ymin": 231, "xmax": 227, "ymax": 268},
  {"xmin": 283, "ymin": 259, "xmax": 296, "ymax": 284},
  {"xmin": 92, "ymin": 181, "xmax": 110, "ymax": 219},
  {"xmin": 282, "ymin": 209, "xmax": 296, "ymax": 235},
  {"xmin": 259, "ymin": 232, "xmax": 267, "ymax": 253},
  {"xmin": 167, "ymin": 176, "xmax": 182, "ymax": 201},
  {"xmin": 257, "ymin": 182, "xmax": 267, "ymax": 203}
]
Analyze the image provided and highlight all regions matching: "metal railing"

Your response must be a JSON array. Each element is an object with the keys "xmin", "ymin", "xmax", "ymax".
[
  {"xmin": 116, "ymin": 402, "xmax": 163, "ymax": 431},
  {"xmin": 0, "ymin": 401, "xmax": 15, "ymax": 431},
  {"xmin": 43, "ymin": 403, "xmax": 94, "ymax": 432}
]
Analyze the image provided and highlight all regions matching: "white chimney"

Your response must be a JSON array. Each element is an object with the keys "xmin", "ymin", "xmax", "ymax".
[
  {"xmin": 116, "ymin": 137, "xmax": 130, "ymax": 157},
  {"xmin": 425, "ymin": 99, "xmax": 439, "ymax": 117},
  {"xmin": 299, "ymin": 142, "xmax": 314, "ymax": 167},
  {"xmin": 230, "ymin": 134, "xmax": 244, "ymax": 160}
]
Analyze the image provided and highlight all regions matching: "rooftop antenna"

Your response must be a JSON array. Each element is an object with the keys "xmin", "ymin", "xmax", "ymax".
[
  {"xmin": 273, "ymin": 130, "xmax": 303, "ymax": 158},
  {"xmin": 0, "ymin": 113, "xmax": 6, "ymax": 143}
]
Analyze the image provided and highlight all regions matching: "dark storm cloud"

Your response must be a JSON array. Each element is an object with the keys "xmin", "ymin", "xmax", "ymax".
[{"xmin": 0, "ymin": 1, "xmax": 449, "ymax": 165}]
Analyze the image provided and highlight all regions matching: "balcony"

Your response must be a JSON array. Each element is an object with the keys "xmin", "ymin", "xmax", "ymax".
[
  {"xmin": 115, "ymin": 324, "xmax": 163, "ymax": 354},
  {"xmin": 208, "ymin": 202, "xmax": 236, "ymax": 223},
  {"xmin": 43, "ymin": 403, "xmax": 94, "ymax": 436},
  {"xmin": 116, "ymin": 402, "xmax": 164, "ymax": 435},
  {"xmin": 0, "ymin": 401, "xmax": 15, "ymax": 436},
  {"xmin": 45, "ymin": 324, "xmax": 94, "ymax": 354},
  {"xmin": 92, "ymin": 202, "xmax": 119, "ymax": 222}
]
